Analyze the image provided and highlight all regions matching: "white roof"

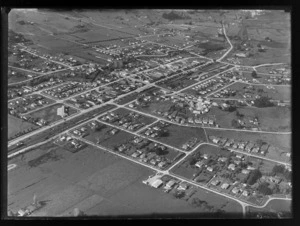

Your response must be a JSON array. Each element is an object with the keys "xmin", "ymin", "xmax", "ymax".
[{"xmin": 150, "ymin": 179, "xmax": 163, "ymax": 188}]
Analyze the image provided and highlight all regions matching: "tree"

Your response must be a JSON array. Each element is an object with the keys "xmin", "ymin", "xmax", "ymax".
[
  {"xmin": 173, "ymin": 190, "xmax": 185, "ymax": 199},
  {"xmin": 189, "ymin": 157, "xmax": 198, "ymax": 166},
  {"xmin": 227, "ymin": 105, "xmax": 237, "ymax": 112},
  {"xmin": 247, "ymin": 169, "xmax": 262, "ymax": 185},
  {"xmin": 252, "ymin": 70, "xmax": 258, "ymax": 78},
  {"xmin": 272, "ymin": 165, "xmax": 285, "ymax": 175},
  {"xmin": 236, "ymin": 110, "xmax": 244, "ymax": 118},
  {"xmin": 257, "ymin": 182, "xmax": 272, "ymax": 195},
  {"xmin": 231, "ymin": 119, "xmax": 242, "ymax": 128},
  {"xmin": 253, "ymin": 96, "xmax": 275, "ymax": 108}
]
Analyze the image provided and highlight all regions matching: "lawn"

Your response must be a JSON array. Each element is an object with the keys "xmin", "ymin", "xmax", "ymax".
[{"xmin": 8, "ymin": 114, "xmax": 39, "ymax": 140}]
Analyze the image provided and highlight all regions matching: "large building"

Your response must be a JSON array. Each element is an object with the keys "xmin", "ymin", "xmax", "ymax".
[{"xmin": 57, "ymin": 105, "xmax": 66, "ymax": 118}]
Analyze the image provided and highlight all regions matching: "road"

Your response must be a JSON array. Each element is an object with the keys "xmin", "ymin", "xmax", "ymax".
[
  {"xmin": 8, "ymin": 68, "xmax": 70, "ymax": 86},
  {"xmin": 217, "ymin": 23, "xmax": 233, "ymax": 62}
]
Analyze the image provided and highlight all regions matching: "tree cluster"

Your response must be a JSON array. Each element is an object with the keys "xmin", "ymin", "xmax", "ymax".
[
  {"xmin": 246, "ymin": 169, "xmax": 262, "ymax": 185},
  {"xmin": 253, "ymin": 96, "xmax": 275, "ymax": 108}
]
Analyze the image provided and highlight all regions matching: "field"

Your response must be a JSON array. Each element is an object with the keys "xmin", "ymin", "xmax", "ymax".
[
  {"xmin": 8, "ymin": 140, "xmax": 242, "ymax": 217},
  {"xmin": 237, "ymin": 106, "xmax": 290, "ymax": 132},
  {"xmin": 198, "ymin": 105, "xmax": 290, "ymax": 132},
  {"xmin": 205, "ymin": 129, "xmax": 291, "ymax": 163},
  {"xmin": 218, "ymin": 82, "xmax": 291, "ymax": 101},
  {"xmin": 8, "ymin": 114, "xmax": 39, "ymax": 140},
  {"xmin": 143, "ymin": 123, "xmax": 207, "ymax": 151},
  {"xmin": 24, "ymin": 104, "xmax": 78, "ymax": 125},
  {"xmin": 247, "ymin": 199, "xmax": 292, "ymax": 218}
]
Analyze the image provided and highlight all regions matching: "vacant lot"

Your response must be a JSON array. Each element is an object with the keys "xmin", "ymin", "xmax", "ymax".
[{"xmin": 8, "ymin": 114, "xmax": 39, "ymax": 140}]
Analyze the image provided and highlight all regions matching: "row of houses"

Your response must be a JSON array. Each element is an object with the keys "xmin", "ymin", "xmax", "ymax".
[{"xmin": 208, "ymin": 135, "xmax": 270, "ymax": 156}]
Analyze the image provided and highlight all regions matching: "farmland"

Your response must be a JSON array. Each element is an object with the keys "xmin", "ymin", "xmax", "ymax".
[{"xmin": 8, "ymin": 141, "xmax": 242, "ymax": 217}]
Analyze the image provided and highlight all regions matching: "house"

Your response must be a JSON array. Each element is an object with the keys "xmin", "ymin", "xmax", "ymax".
[
  {"xmin": 221, "ymin": 183, "xmax": 230, "ymax": 189},
  {"xmin": 212, "ymin": 137, "xmax": 220, "ymax": 144},
  {"xmin": 195, "ymin": 160, "xmax": 205, "ymax": 168},
  {"xmin": 219, "ymin": 138, "xmax": 228, "ymax": 146},
  {"xmin": 207, "ymin": 166, "xmax": 213, "ymax": 172},
  {"xmin": 234, "ymin": 160, "xmax": 241, "ymax": 165},
  {"xmin": 182, "ymin": 143, "xmax": 189, "ymax": 150},
  {"xmin": 242, "ymin": 169, "xmax": 250, "ymax": 175},
  {"xmin": 218, "ymin": 157, "xmax": 227, "ymax": 162},
  {"xmin": 150, "ymin": 159, "xmax": 157, "ymax": 165},
  {"xmin": 247, "ymin": 166, "xmax": 256, "ymax": 170},
  {"xmin": 150, "ymin": 179, "xmax": 163, "ymax": 188},
  {"xmin": 131, "ymin": 152, "xmax": 140, "ymax": 158},
  {"xmin": 251, "ymin": 147, "xmax": 260, "ymax": 153},
  {"xmin": 231, "ymin": 187, "xmax": 240, "ymax": 194},
  {"xmin": 228, "ymin": 164, "xmax": 236, "ymax": 171},
  {"xmin": 245, "ymin": 142, "xmax": 255, "ymax": 152},
  {"xmin": 242, "ymin": 190, "xmax": 249, "ymax": 196},
  {"xmin": 164, "ymin": 180, "xmax": 176, "ymax": 190},
  {"xmin": 203, "ymin": 154, "xmax": 209, "ymax": 159},
  {"xmin": 236, "ymin": 154, "xmax": 243, "ymax": 159},
  {"xmin": 118, "ymin": 145, "xmax": 126, "ymax": 152},
  {"xmin": 178, "ymin": 182, "xmax": 189, "ymax": 191},
  {"xmin": 260, "ymin": 144, "xmax": 269, "ymax": 154},
  {"xmin": 158, "ymin": 161, "xmax": 167, "ymax": 168},
  {"xmin": 211, "ymin": 180, "xmax": 220, "ymax": 186}
]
